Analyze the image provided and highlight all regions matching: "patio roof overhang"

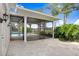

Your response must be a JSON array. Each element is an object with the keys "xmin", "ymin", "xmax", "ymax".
[{"xmin": 14, "ymin": 7, "xmax": 59, "ymax": 22}]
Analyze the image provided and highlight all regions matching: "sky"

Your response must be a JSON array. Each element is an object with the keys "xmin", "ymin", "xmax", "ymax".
[{"xmin": 17, "ymin": 3, "xmax": 79, "ymax": 28}]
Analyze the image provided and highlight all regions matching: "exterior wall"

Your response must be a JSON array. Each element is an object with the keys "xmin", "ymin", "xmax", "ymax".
[
  {"xmin": 0, "ymin": 3, "xmax": 11, "ymax": 56},
  {"xmin": 0, "ymin": 3, "xmax": 5, "ymax": 14},
  {"xmin": 0, "ymin": 3, "xmax": 4, "ymax": 56},
  {"xmin": 2, "ymin": 21, "xmax": 10, "ymax": 56},
  {"xmin": 0, "ymin": 18, "xmax": 10, "ymax": 56},
  {"xmin": 0, "ymin": 23, "xmax": 2, "ymax": 56}
]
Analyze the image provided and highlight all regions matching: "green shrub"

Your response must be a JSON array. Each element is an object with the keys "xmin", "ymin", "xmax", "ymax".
[{"xmin": 54, "ymin": 24, "xmax": 79, "ymax": 41}]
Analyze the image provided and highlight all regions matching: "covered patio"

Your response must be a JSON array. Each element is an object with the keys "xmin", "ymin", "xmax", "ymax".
[{"xmin": 10, "ymin": 6, "xmax": 57, "ymax": 42}]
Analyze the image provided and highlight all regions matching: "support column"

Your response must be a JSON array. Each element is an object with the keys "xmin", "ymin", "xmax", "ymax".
[
  {"xmin": 38, "ymin": 22, "xmax": 41, "ymax": 33},
  {"xmin": 52, "ymin": 21, "xmax": 54, "ymax": 39},
  {"xmin": 29, "ymin": 23, "xmax": 31, "ymax": 33},
  {"xmin": 24, "ymin": 16, "xmax": 27, "ymax": 42},
  {"xmin": 43, "ymin": 21, "xmax": 46, "ymax": 32},
  {"xmin": 29, "ymin": 24, "xmax": 31, "ymax": 29}
]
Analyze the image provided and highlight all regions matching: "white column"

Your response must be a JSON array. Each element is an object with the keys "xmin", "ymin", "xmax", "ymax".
[
  {"xmin": 52, "ymin": 21, "xmax": 54, "ymax": 39},
  {"xmin": 24, "ymin": 16, "xmax": 27, "ymax": 42}
]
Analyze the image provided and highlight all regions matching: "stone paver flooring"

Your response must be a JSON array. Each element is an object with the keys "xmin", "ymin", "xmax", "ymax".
[{"xmin": 7, "ymin": 38, "xmax": 79, "ymax": 56}]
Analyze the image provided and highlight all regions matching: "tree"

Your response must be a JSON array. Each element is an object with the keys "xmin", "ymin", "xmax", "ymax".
[{"xmin": 44, "ymin": 3, "xmax": 79, "ymax": 25}]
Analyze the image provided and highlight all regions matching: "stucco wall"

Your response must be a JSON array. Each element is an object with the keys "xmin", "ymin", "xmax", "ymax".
[
  {"xmin": 0, "ymin": 3, "xmax": 10, "ymax": 56},
  {"xmin": 0, "ymin": 23, "xmax": 2, "ymax": 56},
  {"xmin": 0, "ymin": 3, "xmax": 4, "ymax": 56},
  {"xmin": 0, "ymin": 21, "xmax": 10, "ymax": 56},
  {"xmin": 2, "ymin": 21, "xmax": 10, "ymax": 56}
]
